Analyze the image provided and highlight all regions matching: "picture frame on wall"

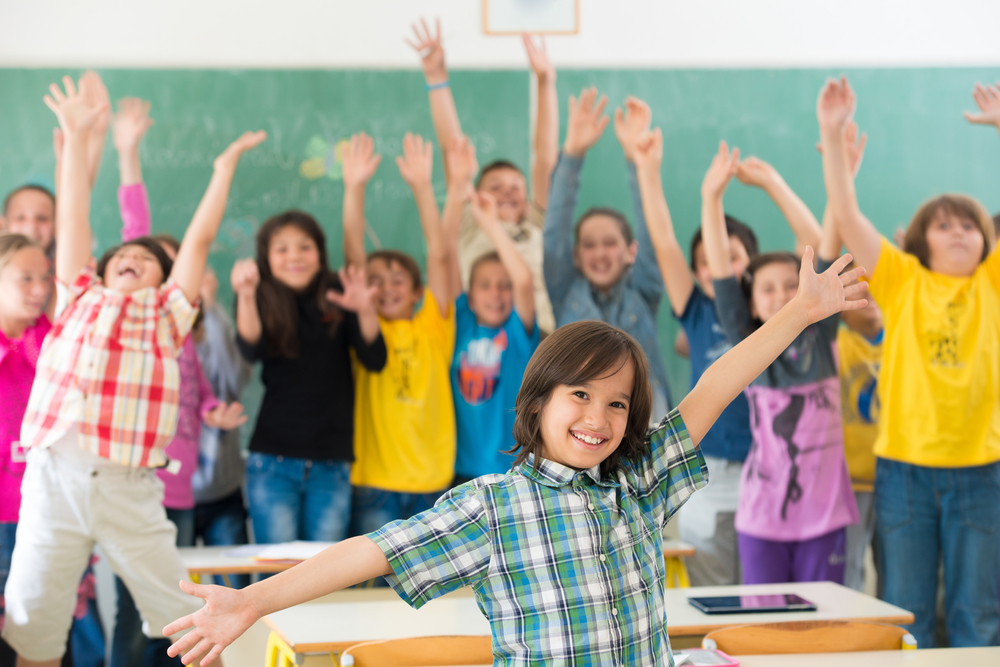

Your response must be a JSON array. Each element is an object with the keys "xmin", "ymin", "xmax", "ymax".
[{"xmin": 482, "ymin": 0, "xmax": 580, "ymax": 35}]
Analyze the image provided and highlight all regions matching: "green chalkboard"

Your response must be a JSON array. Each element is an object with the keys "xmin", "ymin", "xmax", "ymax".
[{"xmin": 1, "ymin": 67, "xmax": 998, "ymax": 440}]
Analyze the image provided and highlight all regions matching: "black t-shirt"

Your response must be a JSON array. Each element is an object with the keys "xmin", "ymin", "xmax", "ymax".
[{"xmin": 237, "ymin": 293, "xmax": 386, "ymax": 461}]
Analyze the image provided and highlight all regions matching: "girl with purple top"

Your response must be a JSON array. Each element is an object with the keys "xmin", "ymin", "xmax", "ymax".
[{"xmin": 701, "ymin": 141, "xmax": 858, "ymax": 584}]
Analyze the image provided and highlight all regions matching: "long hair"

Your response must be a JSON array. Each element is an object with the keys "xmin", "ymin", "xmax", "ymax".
[
  {"xmin": 255, "ymin": 210, "xmax": 343, "ymax": 359},
  {"xmin": 0, "ymin": 233, "xmax": 44, "ymax": 273}
]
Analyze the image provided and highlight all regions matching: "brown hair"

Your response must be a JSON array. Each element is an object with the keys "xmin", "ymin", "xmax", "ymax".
[
  {"xmin": 689, "ymin": 215, "xmax": 760, "ymax": 272},
  {"xmin": 902, "ymin": 194, "xmax": 995, "ymax": 270},
  {"xmin": 255, "ymin": 210, "xmax": 342, "ymax": 359},
  {"xmin": 475, "ymin": 159, "xmax": 525, "ymax": 189},
  {"xmin": 3, "ymin": 185, "xmax": 55, "ymax": 216},
  {"xmin": 0, "ymin": 233, "xmax": 45, "ymax": 273},
  {"xmin": 574, "ymin": 207, "xmax": 634, "ymax": 246},
  {"xmin": 510, "ymin": 320, "xmax": 653, "ymax": 476},
  {"xmin": 367, "ymin": 250, "xmax": 423, "ymax": 290},
  {"xmin": 469, "ymin": 251, "xmax": 505, "ymax": 286}
]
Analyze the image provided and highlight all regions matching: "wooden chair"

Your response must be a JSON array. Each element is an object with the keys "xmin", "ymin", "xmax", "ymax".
[
  {"xmin": 337, "ymin": 635, "xmax": 493, "ymax": 666},
  {"xmin": 701, "ymin": 620, "xmax": 917, "ymax": 655}
]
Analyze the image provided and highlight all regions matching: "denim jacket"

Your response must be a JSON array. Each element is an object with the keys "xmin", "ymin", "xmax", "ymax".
[{"xmin": 543, "ymin": 152, "xmax": 672, "ymax": 410}]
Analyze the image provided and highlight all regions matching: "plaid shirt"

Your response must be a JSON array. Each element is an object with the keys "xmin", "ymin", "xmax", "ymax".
[
  {"xmin": 20, "ymin": 261, "xmax": 197, "ymax": 467},
  {"xmin": 371, "ymin": 408, "xmax": 708, "ymax": 666}
]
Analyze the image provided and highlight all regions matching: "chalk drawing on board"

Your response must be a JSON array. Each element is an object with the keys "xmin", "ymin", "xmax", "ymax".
[
  {"xmin": 483, "ymin": 0, "xmax": 579, "ymax": 35},
  {"xmin": 299, "ymin": 136, "xmax": 351, "ymax": 180}
]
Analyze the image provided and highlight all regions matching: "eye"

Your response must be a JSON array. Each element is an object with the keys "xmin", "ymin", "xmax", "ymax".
[
  {"xmin": 573, "ymin": 390, "xmax": 589, "ymax": 400},
  {"xmin": 610, "ymin": 401, "xmax": 628, "ymax": 410}
]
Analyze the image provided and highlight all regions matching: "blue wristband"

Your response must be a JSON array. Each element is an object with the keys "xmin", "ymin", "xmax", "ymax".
[{"xmin": 425, "ymin": 80, "xmax": 450, "ymax": 92}]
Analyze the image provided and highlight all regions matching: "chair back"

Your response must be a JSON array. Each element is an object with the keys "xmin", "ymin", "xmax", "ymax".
[
  {"xmin": 701, "ymin": 620, "xmax": 916, "ymax": 655},
  {"xmin": 339, "ymin": 635, "xmax": 493, "ymax": 666}
]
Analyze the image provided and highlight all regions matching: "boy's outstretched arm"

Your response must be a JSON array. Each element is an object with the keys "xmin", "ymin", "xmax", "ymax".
[
  {"xmin": 818, "ymin": 77, "xmax": 881, "ymax": 275},
  {"xmin": 407, "ymin": 18, "xmax": 462, "ymax": 185},
  {"xmin": 472, "ymin": 191, "xmax": 535, "ymax": 331},
  {"xmin": 524, "ymin": 34, "xmax": 559, "ymax": 210},
  {"xmin": 679, "ymin": 248, "xmax": 868, "ymax": 446},
  {"xmin": 166, "ymin": 536, "xmax": 391, "ymax": 666},
  {"xmin": 700, "ymin": 141, "xmax": 741, "ymax": 281},
  {"xmin": 172, "ymin": 131, "xmax": 266, "ymax": 303},
  {"xmin": 398, "ymin": 133, "xmax": 451, "ymax": 315},
  {"xmin": 44, "ymin": 75, "xmax": 109, "ymax": 285},
  {"xmin": 735, "ymin": 156, "xmax": 821, "ymax": 256},
  {"xmin": 964, "ymin": 81, "xmax": 1000, "ymax": 139},
  {"xmin": 442, "ymin": 135, "xmax": 479, "ymax": 298},
  {"xmin": 633, "ymin": 128, "xmax": 694, "ymax": 317},
  {"xmin": 341, "ymin": 132, "xmax": 382, "ymax": 269}
]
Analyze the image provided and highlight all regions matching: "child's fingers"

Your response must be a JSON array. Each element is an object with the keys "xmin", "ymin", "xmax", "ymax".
[
  {"xmin": 48, "ymin": 83, "xmax": 66, "ymax": 103},
  {"xmin": 838, "ymin": 266, "xmax": 867, "ymax": 286},
  {"xmin": 200, "ymin": 645, "xmax": 225, "ymax": 666},
  {"xmin": 166, "ymin": 625, "xmax": 203, "ymax": 655},
  {"xmin": 182, "ymin": 637, "xmax": 214, "ymax": 666},
  {"xmin": 162, "ymin": 613, "xmax": 195, "ymax": 638},
  {"xmin": 613, "ymin": 107, "xmax": 624, "ymax": 131},
  {"xmin": 595, "ymin": 115, "xmax": 610, "ymax": 136},
  {"xmin": 62, "ymin": 75, "xmax": 76, "ymax": 97},
  {"xmin": 593, "ymin": 94, "xmax": 609, "ymax": 119},
  {"xmin": 843, "ymin": 280, "xmax": 869, "ymax": 298},
  {"xmin": 43, "ymin": 95, "xmax": 59, "ymax": 115}
]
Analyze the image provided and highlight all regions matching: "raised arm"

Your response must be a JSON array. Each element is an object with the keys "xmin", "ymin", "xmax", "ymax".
[
  {"xmin": 523, "ymin": 34, "xmax": 559, "ymax": 210},
  {"xmin": 407, "ymin": 18, "xmax": 462, "ymax": 185},
  {"xmin": 679, "ymin": 248, "xmax": 868, "ymax": 445},
  {"xmin": 817, "ymin": 77, "xmax": 882, "ymax": 275},
  {"xmin": 113, "ymin": 97, "xmax": 155, "ymax": 241},
  {"xmin": 735, "ymin": 156, "xmax": 821, "ymax": 256},
  {"xmin": 633, "ymin": 128, "xmax": 694, "ymax": 316},
  {"xmin": 965, "ymin": 81, "xmax": 1000, "ymax": 140},
  {"xmin": 231, "ymin": 259, "xmax": 262, "ymax": 347},
  {"xmin": 819, "ymin": 120, "xmax": 869, "ymax": 262},
  {"xmin": 442, "ymin": 135, "xmax": 479, "ymax": 299},
  {"xmin": 700, "ymin": 141, "xmax": 741, "ymax": 280},
  {"xmin": 171, "ymin": 131, "xmax": 266, "ymax": 303},
  {"xmin": 80, "ymin": 71, "xmax": 111, "ymax": 190},
  {"xmin": 340, "ymin": 132, "xmax": 382, "ymax": 269},
  {"xmin": 397, "ymin": 133, "xmax": 451, "ymax": 314},
  {"xmin": 326, "ymin": 264, "xmax": 382, "ymax": 345},
  {"xmin": 44, "ymin": 75, "xmax": 109, "ymax": 285},
  {"xmin": 472, "ymin": 192, "xmax": 535, "ymax": 331}
]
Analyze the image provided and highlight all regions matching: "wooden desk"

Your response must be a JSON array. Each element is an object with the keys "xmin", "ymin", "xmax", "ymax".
[
  {"xmin": 179, "ymin": 546, "xmax": 299, "ymax": 584},
  {"xmin": 735, "ymin": 647, "xmax": 1000, "ymax": 666}
]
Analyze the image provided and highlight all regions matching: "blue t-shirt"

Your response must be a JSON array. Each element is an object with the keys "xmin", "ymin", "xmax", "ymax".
[
  {"xmin": 452, "ymin": 295, "xmax": 540, "ymax": 479},
  {"xmin": 677, "ymin": 287, "xmax": 752, "ymax": 462}
]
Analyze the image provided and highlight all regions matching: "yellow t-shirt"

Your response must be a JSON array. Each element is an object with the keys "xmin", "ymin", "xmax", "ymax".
[
  {"xmin": 837, "ymin": 326, "xmax": 881, "ymax": 485},
  {"xmin": 869, "ymin": 237, "xmax": 1000, "ymax": 467},
  {"xmin": 351, "ymin": 290, "xmax": 457, "ymax": 492}
]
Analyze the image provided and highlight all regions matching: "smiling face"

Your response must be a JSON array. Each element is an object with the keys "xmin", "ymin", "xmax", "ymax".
[
  {"xmin": 925, "ymin": 212, "xmax": 985, "ymax": 277},
  {"xmin": 103, "ymin": 244, "xmax": 165, "ymax": 293},
  {"xmin": 267, "ymin": 224, "xmax": 321, "ymax": 291},
  {"xmin": 367, "ymin": 256, "xmax": 421, "ymax": 321},
  {"xmin": 538, "ymin": 357, "xmax": 634, "ymax": 471},
  {"xmin": 3, "ymin": 189, "xmax": 55, "ymax": 251},
  {"xmin": 477, "ymin": 166, "xmax": 528, "ymax": 223},
  {"xmin": 468, "ymin": 258, "xmax": 513, "ymax": 328},
  {"xmin": 693, "ymin": 235, "xmax": 752, "ymax": 299},
  {"xmin": 0, "ymin": 246, "xmax": 51, "ymax": 323},
  {"xmin": 750, "ymin": 260, "xmax": 799, "ymax": 324},
  {"xmin": 574, "ymin": 214, "xmax": 637, "ymax": 292}
]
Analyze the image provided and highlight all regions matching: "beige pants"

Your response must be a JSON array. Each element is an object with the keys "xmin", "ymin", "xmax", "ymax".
[{"xmin": 2, "ymin": 431, "xmax": 199, "ymax": 662}]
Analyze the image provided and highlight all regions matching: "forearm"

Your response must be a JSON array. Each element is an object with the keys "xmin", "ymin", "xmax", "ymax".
[
  {"xmin": 426, "ymin": 76, "xmax": 463, "ymax": 184},
  {"xmin": 173, "ymin": 166, "xmax": 236, "ymax": 300},
  {"xmin": 701, "ymin": 196, "xmax": 733, "ymax": 279},
  {"xmin": 763, "ymin": 177, "xmax": 822, "ymax": 253},
  {"xmin": 531, "ymin": 74, "xmax": 559, "ymax": 209},
  {"xmin": 442, "ymin": 187, "xmax": 467, "ymax": 299},
  {"xmin": 118, "ymin": 144, "xmax": 143, "ymax": 186},
  {"xmin": 247, "ymin": 537, "xmax": 391, "ymax": 618},
  {"xmin": 354, "ymin": 304, "xmax": 381, "ymax": 344},
  {"xmin": 638, "ymin": 168, "xmax": 693, "ymax": 315},
  {"xmin": 482, "ymin": 222, "xmax": 533, "ymax": 295},
  {"xmin": 818, "ymin": 205, "xmax": 842, "ymax": 262},
  {"xmin": 235, "ymin": 294, "xmax": 262, "ymax": 346},
  {"xmin": 413, "ymin": 184, "xmax": 450, "ymax": 302},
  {"xmin": 86, "ymin": 125, "xmax": 107, "ymax": 189},
  {"xmin": 55, "ymin": 132, "xmax": 94, "ymax": 285},
  {"xmin": 819, "ymin": 126, "xmax": 880, "ymax": 267},
  {"xmin": 343, "ymin": 186, "xmax": 369, "ymax": 269}
]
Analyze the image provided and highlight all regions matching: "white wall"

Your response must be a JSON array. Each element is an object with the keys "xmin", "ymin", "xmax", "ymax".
[{"xmin": 0, "ymin": 0, "xmax": 997, "ymax": 69}]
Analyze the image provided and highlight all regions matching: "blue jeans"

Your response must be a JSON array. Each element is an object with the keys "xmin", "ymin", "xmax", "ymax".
[
  {"xmin": 246, "ymin": 453, "xmax": 352, "ymax": 544},
  {"xmin": 195, "ymin": 489, "xmax": 250, "ymax": 588},
  {"xmin": 875, "ymin": 457, "xmax": 1000, "ymax": 648},
  {"xmin": 350, "ymin": 486, "xmax": 446, "ymax": 537}
]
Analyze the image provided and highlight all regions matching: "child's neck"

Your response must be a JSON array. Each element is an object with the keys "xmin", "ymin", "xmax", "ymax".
[{"xmin": 0, "ymin": 313, "xmax": 35, "ymax": 341}]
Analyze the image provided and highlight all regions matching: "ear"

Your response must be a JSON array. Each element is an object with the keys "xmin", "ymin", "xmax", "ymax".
[{"xmin": 626, "ymin": 240, "xmax": 639, "ymax": 265}]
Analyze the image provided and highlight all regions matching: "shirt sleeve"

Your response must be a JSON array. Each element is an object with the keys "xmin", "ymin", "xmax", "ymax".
[
  {"xmin": 868, "ymin": 236, "xmax": 918, "ymax": 312},
  {"xmin": 543, "ymin": 153, "xmax": 584, "ymax": 310},
  {"xmin": 712, "ymin": 276, "xmax": 754, "ymax": 345},
  {"xmin": 369, "ymin": 483, "xmax": 492, "ymax": 609},
  {"xmin": 198, "ymin": 303, "xmax": 253, "ymax": 401},
  {"xmin": 118, "ymin": 183, "xmax": 152, "ymax": 242},
  {"xmin": 629, "ymin": 408, "xmax": 709, "ymax": 530},
  {"xmin": 159, "ymin": 279, "xmax": 199, "ymax": 352},
  {"xmin": 345, "ymin": 309, "xmax": 388, "ymax": 372},
  {"xmin": 626, "ymin": 160, "xmax": 665, "ymax": 312},
  {"xmin": 417, "ymin": 290, "xmax": 457, "ymax": 358},
  {"xmin": 63, "ymin": 259, "xmax": 98, "ymax": 304}
]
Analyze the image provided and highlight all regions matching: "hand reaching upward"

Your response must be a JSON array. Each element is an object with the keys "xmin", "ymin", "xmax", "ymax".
[
  {"xmin": 396, "ymin": 133, "xmax": 434, "ymax": 189},
  {"xmin": 522, "ymin": 34, "xmax": 555, "ymax": 83},
  {"xmin": 213, "ymin": 131, "xmax": 266, "ymax": 173},
  {"xmin": 701, "ymin": 141, "xmax": 740, "ymax": 201},
  {"xmin": 964, "ymin": 82, "xmax": 1000, "ymax": 130},
  {"xmin": 113, "ymin": 97, "xmax": 155, "ymax": 153},
  {"xmin": 326, "ymin": 265, "xmax": 378, "ymax": 314},
  {"xmin": 406, "ymin": 18, "xmax": 447, "ymax": 84},
  {"xmin": 341, "ymin": 132, "xmax": 382, "ymax": 190},
  {"xmin": 230, "ymin": 258, "xmax": 260, "ymax": 298},
  {"xmin": 563, "ymin": 86, "xmax": 609, "ymax": 158},
  {"xmin": 445, "ymin": 135, "xmax": 478, "ymax": 197},
  {"xmin": 817, "ymin": 76, "xmax": 856, "ymax": 133},
  {"xmin": 632, "ymin": 128, "xmax": 663, "ymax": 172},
  {"xmin": 793, "ymin": 247, "xmax": 869, "ymax": 325},
  {"xmin": 613, "ymin": 96, "xmax": 652, "ymax": 161},
  {"xmin": 44, "ymin": 76, "xmax": 110, "ymax": 137}
]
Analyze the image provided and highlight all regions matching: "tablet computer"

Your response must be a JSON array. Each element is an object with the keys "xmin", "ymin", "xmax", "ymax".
[{"xmin": 687, "ymin": 593, "xmax": 817, "ymax": 614}]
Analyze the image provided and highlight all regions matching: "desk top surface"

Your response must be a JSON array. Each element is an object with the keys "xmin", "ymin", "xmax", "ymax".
[{"xmin": 733, "ymin": 647, "xmax": 1000, "ymax": 666}]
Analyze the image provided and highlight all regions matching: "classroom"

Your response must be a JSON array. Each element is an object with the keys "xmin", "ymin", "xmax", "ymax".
[{"xmin": 1, "ymin": 1, "xmax": 999, "ymax": 665}]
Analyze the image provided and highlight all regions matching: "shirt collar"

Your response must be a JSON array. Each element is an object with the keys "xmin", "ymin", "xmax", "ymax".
[{"xmin": 519, "ymin": 454, "xmax": 619, "ymax": 489}]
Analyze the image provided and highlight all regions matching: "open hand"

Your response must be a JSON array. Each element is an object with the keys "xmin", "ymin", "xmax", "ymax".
[
  {"xmin": 213, "ymin": 130, "xmax": 267, "ymax": 172},
  {"xmin": 203, "ymin": 402, "xmax": 247, "ymax": 431},
  {"xmin": 79, "ymin": 71, "xmax": 112, "ymax": 139},
  {"xmin": 613, "ymin": 96, "xmax": 652, "ymax": 161},
  {"xmin": 964, "ymin": 82, "xmax": 1000, "ymax": 129},
  {"xmin": 326, "ymin": 265, "xmax": 378, "ymax": 313},
  {"xmin": 701, "ymin": 141, "xmax": 740, "ymax": 201},
  {"xmin": 113, "ymin": 98, "xmax": 155, "ymax": 152},
  {"xmin": 44, "ymin": 75, "xmax": 110, "ymax": 136},
  {"xmin": 164, "ymin": 580, "xmax": 261, "ymax": 666},
  {"xmin": 735, "ymin": 156, "xmax": 780, "ymax": 189},
  {"xmin": 341, "ymin": 132, "xmax": 382, "ymax": 189},
  {"xmin": 632, "ymin": 128, "xmax": 663, "ymax": 171},
  {"xmin": 522, "ymin": 34, "xmax": 555, "ymax": 82},
  {"xmin": 470, "ymin": 191, "xmax": 500, "ymax": 230},
  {"xmin": 793, "ymin": 247, "xmax": 868, "ymax": 324},
  {"xmin": 445, "ymin": 135, "xmax": 478, "ymax": 195},
  {"xmin": 396, "ymin": 132, "xmax": 433, "ymax": 188},
  {"xmin": 817, "ymin": 76, "xmax": 856, "ymax": 132},
  {"xmin": 564, "ymin": 86, "xmax": 609, "ymax": 157},
  {"xmin": 406, "ymin": 18, "xmax": 447, "ymax": 84},
  {"xmin": 230, "ymin": 258, "xmax": 260, "ymax": 297}
]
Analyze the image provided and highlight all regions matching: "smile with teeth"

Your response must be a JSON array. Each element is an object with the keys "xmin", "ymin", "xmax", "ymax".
[{"xmin": 571, "ymin": 431, "xmax": 606, "ymax": 446}]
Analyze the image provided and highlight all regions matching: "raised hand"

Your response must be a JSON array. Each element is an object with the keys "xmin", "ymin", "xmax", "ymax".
[
  {"xmin": 735, "ymin": 156, "xmax": 781, "ymax": 189},
  {"xmin": 341, "ymin": 132, "xmax": 382, "ymax": 189},
  {"xmin": 701, "ymin": 141, "xmax": 740, "ymax": 201},
  {"xmin": 817, "ymin": 76, "xmax": 856, "ymax": 132},
  {"xmin": 522, "ymin": 34, "xmax": 555, "ymax": 82},
  {"xmin": 406, "ymin": 17, "xmax": 447, "ymax": 84},
  {"xmin": 113, "ymin": 98, "xmax": 155, "ymax": 152},
  {"xmin": 564, "ymin": 86, "xmax": 610, "ymax": 158},
  {"xmin": 79, "ymin": 70, "xmax": 112, "ymax": 139},
  {"xmin": 213, "ymin": 130, "xmax": 266, "ymax": 172},
  {"xmin": 203, "ymin": 402, "xmax": 248, "ymax": 430},
  {"xmin": 470, "ymin": 191, "xmax": 500, "ymax": 230},
  {"xmin": 445, "ymin": 135, "xmax": 478, "ymax": 196},
  {"xmin": 164, "ymin": 580, "xmax": 261, "ymax": 666},
  {"xmin": 326, "ymin": 265, "xmax": 378, "ymax": 313},
  {"xmin": 632, "ymin": 128, "xmax": 663, "ymax": 172},
  {"xmin": 230, "ymin": 258, "xmax": 260, "ymax": 297},
  {"xmin": 793, "ymin": 247, "xmax": 868, "ymax": 324},
  {"xmin": 815, "ymin": 119, "xmax": 868, "ymax": 177},
  {"xmin": 964, "ymin": 82, "xmax": 1000, "ymax": 129},
  {"xmin": 395, "ymin": 132, "xmax": 433, "ymax": 189},
  {"xmin": 44, "ymin": 75, "xmax": 110, "ymax": 136},
  {"xmin": 613, "ymin": 96, "xmax": 652, "ymax": 161}
]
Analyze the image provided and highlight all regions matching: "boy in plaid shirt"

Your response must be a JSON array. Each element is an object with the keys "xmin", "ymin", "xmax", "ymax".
[
  {"xmin": 1, "ymin": 74, "xmax": 263, "ymax": 666},
  {"xmin": 166, "ymin": 233, "xmax": 870, "ymax": 663}
]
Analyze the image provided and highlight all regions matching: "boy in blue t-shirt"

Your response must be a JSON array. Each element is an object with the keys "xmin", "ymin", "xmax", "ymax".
[{"xmin": 444, "ymin": 137, "xmax": 539, "ymax": 483}]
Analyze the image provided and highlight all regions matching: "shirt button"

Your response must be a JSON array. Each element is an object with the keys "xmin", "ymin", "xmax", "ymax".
[
  {"xmin": 599, "ymin": 554, "xmax": 606, "ymax": 562},
  {"xmin": 612, "ymin": 608, "xmax": 619, "ymax": 616},
  {"xmin": 588, "ymin": 503, "xmax": 595, "ymax": 510}
]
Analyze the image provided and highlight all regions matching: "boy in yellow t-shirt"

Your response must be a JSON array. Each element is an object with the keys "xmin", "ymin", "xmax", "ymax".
[{"xmin": 340, "ymin": 132, "xmax": 457, "ymax": 535}]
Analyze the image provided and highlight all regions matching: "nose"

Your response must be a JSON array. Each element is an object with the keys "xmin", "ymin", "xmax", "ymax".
[{"xmin": 583, "ymin": 404, "xmax": 609, "ymax": 430}]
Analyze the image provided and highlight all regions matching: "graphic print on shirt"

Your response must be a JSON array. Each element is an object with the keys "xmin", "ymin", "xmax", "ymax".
[
  {"xmin": 458, "ymin": 330, "xmax": 507, "ymax": 405},
  {"xmin": 927, "ymin": 295, "xmax": 967, "ymax": 368},
  {"xmin": 391, "ymin": 341, "xmax": 418, "ymax": 403}
]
